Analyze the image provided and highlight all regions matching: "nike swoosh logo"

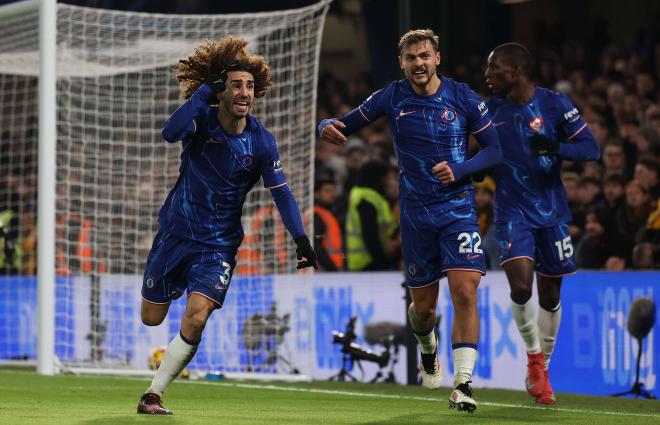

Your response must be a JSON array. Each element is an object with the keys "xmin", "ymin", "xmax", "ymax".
[
  {"xmin": 399, "ymin": 110, "xmax": 416, "ymax": 117},
  {"xmin": 493, "ymin": 121, "xmax": 507, "ymax": 127}
]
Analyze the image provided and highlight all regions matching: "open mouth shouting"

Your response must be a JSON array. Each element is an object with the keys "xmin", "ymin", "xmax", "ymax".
[
  {"xmin": 412, "ymin": 67, "xmax": 429, "ymax": 81},
  {"xmin": 233, "ymin": 99, "xmax": 250, "ymax": 115}
]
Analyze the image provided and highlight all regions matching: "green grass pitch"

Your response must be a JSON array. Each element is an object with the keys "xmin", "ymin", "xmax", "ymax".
[{"xmin": 1, "ymin": 368, "xmax": 658, "ymax": 424}]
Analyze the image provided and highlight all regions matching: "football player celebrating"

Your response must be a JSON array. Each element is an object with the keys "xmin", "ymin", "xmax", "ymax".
[
  {"xmin": 319, "ymin": 29, "xmax": 502, "ymax": 413},
  {"xmin": 485, "ymin": 42, "xmax": 599, "ymax": 404},
  {"xmin": 137, "ymin": 36, "xmax": 317, "ymax": 415}
]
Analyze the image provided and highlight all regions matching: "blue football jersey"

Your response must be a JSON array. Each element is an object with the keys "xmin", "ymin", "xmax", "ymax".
[
  {"xmin": 158, "ymin": 108, "xmax": 287, "ymax": 247},
  {"xmin": 487, "ymin": 87, "xmax": 591, "ymax": 227},
  {"xmin": 358, "ymin": 76, "xmax": 491, "ymax": 206}
]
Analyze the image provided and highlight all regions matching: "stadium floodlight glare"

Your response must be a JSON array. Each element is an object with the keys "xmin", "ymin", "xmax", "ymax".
[{"xmin": 0, "ymin": 0, "xmax": 330, "ymax": 380}]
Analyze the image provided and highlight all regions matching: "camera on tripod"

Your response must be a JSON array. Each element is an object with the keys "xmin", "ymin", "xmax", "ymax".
[{"xmin": 331, "ymin": 316, "xmax": 390, "ymax": 370}]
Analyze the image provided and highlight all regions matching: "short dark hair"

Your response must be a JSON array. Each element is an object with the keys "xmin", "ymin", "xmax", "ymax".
[
  {"xmin": 636, "ymin": 157, "xmax": 659, "ymax": 175},
  {"xmin": 579, "ymin": 175, "xmax": 601, "ymax": 188},
  {"xmin": 398, "ymin": 29, "xmax": 439, "ymax": 54},
  {"xmin": 492, "ymin": 42, "xmax": 534, "ymax": 77},
  {"xmin": 356, "ymin": 160, "xmax": 389, "ymax": 190},
  {"xmin": 314, "ymin": 178, "xmax": 336, "ymax": 193},
  {"xmin": 604, "ymin": 173, "xmax": 627, "ymax": 186}
]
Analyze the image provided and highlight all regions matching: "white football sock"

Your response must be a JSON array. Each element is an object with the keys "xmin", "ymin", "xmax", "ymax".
[
  {"xmin": 146, "ymin": 332, "xmax": 198, "ymax": 397},
  {"xmin": 511, "ymin": 298, "xmax": 541, "ymax": 354},
  {"xmin": 538, "ymin": 302, "xmax": 562, "ymax": 370},
  {"xmin": 414, "ymin": 328, "xmax": 437, "ymax": 354},
  {"xmin": 452, "ymin": 346, "xmax": 477, "ymax": 386}
]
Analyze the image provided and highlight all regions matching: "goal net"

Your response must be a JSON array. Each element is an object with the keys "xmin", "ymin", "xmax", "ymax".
[{"xmin": 0, "ymin": 0, "xmax": 328, "ymax": 378}]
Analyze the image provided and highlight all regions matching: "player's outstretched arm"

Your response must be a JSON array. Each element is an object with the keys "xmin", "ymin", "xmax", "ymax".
[
  {"xmin": 161, "ymin": 84, "xmax": 214, "ymax": 143},
  {"xmin": 318, "ymin": 87, "xmax": 389, "ymax": 146},
  {"xmin": 270, "ymin": 184, "xmax": 318, "ymax": 269},
  {"xmin": 318, "ymin": 105, "xmax": 372, "ymax": 146}
]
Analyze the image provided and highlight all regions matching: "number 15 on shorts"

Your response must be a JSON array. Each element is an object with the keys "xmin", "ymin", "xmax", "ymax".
[{"xmin": 554, "ymin": 236, "xmax": 573, "ymax": 260}]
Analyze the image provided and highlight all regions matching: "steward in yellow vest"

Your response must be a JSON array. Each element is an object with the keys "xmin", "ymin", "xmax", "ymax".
[{"xmin": 345, "ymin": 161, "xmax": 398, "ymax": 271}]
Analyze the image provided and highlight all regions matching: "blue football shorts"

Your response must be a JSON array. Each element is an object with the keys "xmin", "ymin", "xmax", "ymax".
[
  {"xmin": 141, "ymin": 229, "xmax": 237, "ymax": 308},
  {"xmin": 495, "ymin": 222, "xmax": 577, "ymax": 277},
  {"xmin": 401, "ymin": 202, "xmax": 486, "ymax": 288}
]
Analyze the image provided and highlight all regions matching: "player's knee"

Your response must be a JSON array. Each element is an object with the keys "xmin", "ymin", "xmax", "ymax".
[
  {"xmin": 539, "ymin": 293, "xmax": 560, "ymax": 311},
  {"xmin": 141, "ymin": 313, "xmax": 165, "ymax": 327},
  {"xmin": 409, "ymin": 301, "xmax": 435, "ymax": 319},
  {"xmin": 183, "ymin": 309, "xmax": 211, "ymax": 334},
  {"xmin": 452, "ymin": 283, "xmax": 478, "ymax": 308},
  {"xmin": 141, "ymin": 301, "xmax": 169, "ymax": 326},
  {"xmin": 510, "ymin": 287, "xmax": 533, "ymax": 304}
]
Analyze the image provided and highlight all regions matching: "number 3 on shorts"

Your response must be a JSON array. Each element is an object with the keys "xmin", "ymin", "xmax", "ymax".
[
  {"xmin": 220, "ymin": 261, "xmax": 232, "ymax": 285},
  {"xmin": 457, "ymin": 232, "xmax": 483, "ymax": 254}
]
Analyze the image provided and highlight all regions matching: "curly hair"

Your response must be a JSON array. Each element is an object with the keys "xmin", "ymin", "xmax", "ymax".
[{"xmin": 176, "ymin": 36, "xmax": 272, "ymax": 100}]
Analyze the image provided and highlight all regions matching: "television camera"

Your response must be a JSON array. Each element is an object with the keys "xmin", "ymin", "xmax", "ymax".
[{"xmin": 329, "ymin": 316, "xmax": 391, "ymax": 382}]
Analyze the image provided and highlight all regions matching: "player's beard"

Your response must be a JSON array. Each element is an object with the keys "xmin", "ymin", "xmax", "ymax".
[{"xmin": 409, "ymin": 66, "xmax": 434, "ymax": 88}]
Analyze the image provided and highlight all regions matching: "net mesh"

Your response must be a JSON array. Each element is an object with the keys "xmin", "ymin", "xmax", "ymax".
[{"xmin": 0, "ymin": 1, "xmax": 328, "ymax": 374}]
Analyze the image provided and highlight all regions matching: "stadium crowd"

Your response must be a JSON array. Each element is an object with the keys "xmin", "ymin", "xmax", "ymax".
[{"xmin": 313, "ymin": 33, "xmax": 660, "ymax": 272}]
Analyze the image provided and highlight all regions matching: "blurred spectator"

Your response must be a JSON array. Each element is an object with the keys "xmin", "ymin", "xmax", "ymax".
[
  {"xmin": 342, "ymin": 144, "xmax": 367, "ymax": 195},
  {"xmin": 0, "ymin": 192, "xmax": 21, "ymax": 274},
  {"xmin": 473, "ymin": 177, "xmax": 499, "ymax": 270},
  {"xmin": 315, "ymin": 140, "xmax": 345, "ymax": 184},
  {"xmin": 634, "ymin": 156, "xmax": 660, "ymax": 199},
  {"xmin": 600, "ymin": 173, "xmax": 627, "ymax": 213},
  {"xmin": 313, "ymin": 178, "xmax": 344, "ymax": 271},
  {"xmin": 576, "ymin": 206, "xmax": 632, "ymax": 269},
  {"xmin": 601, "ymin": 139, "xmax": 628, "ymax": 178},
  {"xmin": 633, "ymin": 195, "xmax": 660, "ymax": 269},
  {"xmin": 345, "ymin": 161, "xmax": 399, "ymax": 271},
  {"xmin": 561, "ymin": 172, "xmax": 584, "ymax": 241},
  {"xmin": 616, "ymin": 180, "xmax": 654, "ymax": 247},
  {"xmin": 582, "ymin": 162, "xmax": 604, "ymax": 181},
  {"xmin": 577, "ymin": 176, "xmax": 603, "ymax": 208}
]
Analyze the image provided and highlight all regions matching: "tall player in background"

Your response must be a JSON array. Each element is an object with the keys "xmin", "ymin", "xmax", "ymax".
[
  {"xmin": 319, "ymin": 29, "xmax": 502, "ymax": 413},
  {"xmin": 136, "ymin": 36, "xmax": 317, "ymax": 415},
  {"xmin": 485, "ymin": 43, "xmax": 600, "ymax": 405}
]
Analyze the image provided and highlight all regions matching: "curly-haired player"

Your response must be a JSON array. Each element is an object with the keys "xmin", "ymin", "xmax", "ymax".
[{"xmin": 136, "ymin": 36, "xmax": 317, "ymax": 415}]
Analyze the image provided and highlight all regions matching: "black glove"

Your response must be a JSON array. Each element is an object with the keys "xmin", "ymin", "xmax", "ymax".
[
  {"xmin": 529, "ymin": 133, "xmax": 560, "ymax": 156},
  {"xmin": 294, "ymin": 236, "xmax": 318, "ymax": 270},
  {"xmin": 206, "ymin": 73, "xmax": 225, "ymax": 92}
]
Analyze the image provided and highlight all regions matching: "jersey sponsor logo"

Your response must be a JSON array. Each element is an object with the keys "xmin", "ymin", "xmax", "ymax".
[
  {"xmin": 240, "ymin": 154, "xmax": 254, "ymax": 169},
  {"xmin": 440, "ymin": 108, "xmax": 457, "ymax": 123},
  {"xmin": 273, "ymin": 159, "xmax": 283, "ymax": 172},
  {"xmin": 399, "ymin": 109, "xmax": 416, "ymax": 117},
  {"xmin": 563, "ymin": 107, "xmax": 580, "ymax": 123},
  {"xmin": 529, "ymin": 117, "xmax": 544, "ymax": 133}
]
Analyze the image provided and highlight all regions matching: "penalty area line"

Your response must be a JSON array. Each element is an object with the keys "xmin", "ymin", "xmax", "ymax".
[{"xmin": 186, "ymin": 380, "xmax": 659, "ymax": 419}]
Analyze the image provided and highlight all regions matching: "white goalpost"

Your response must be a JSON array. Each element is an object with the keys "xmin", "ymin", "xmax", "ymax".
[{"xmin": 0, "ymin": 0, "xmax": 329, "ymax": 379}]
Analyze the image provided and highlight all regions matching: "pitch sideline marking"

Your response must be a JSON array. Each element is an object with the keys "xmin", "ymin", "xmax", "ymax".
[{"xmin": 188, "ymin": 380, "xmax": 659, "ymax": 419}]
